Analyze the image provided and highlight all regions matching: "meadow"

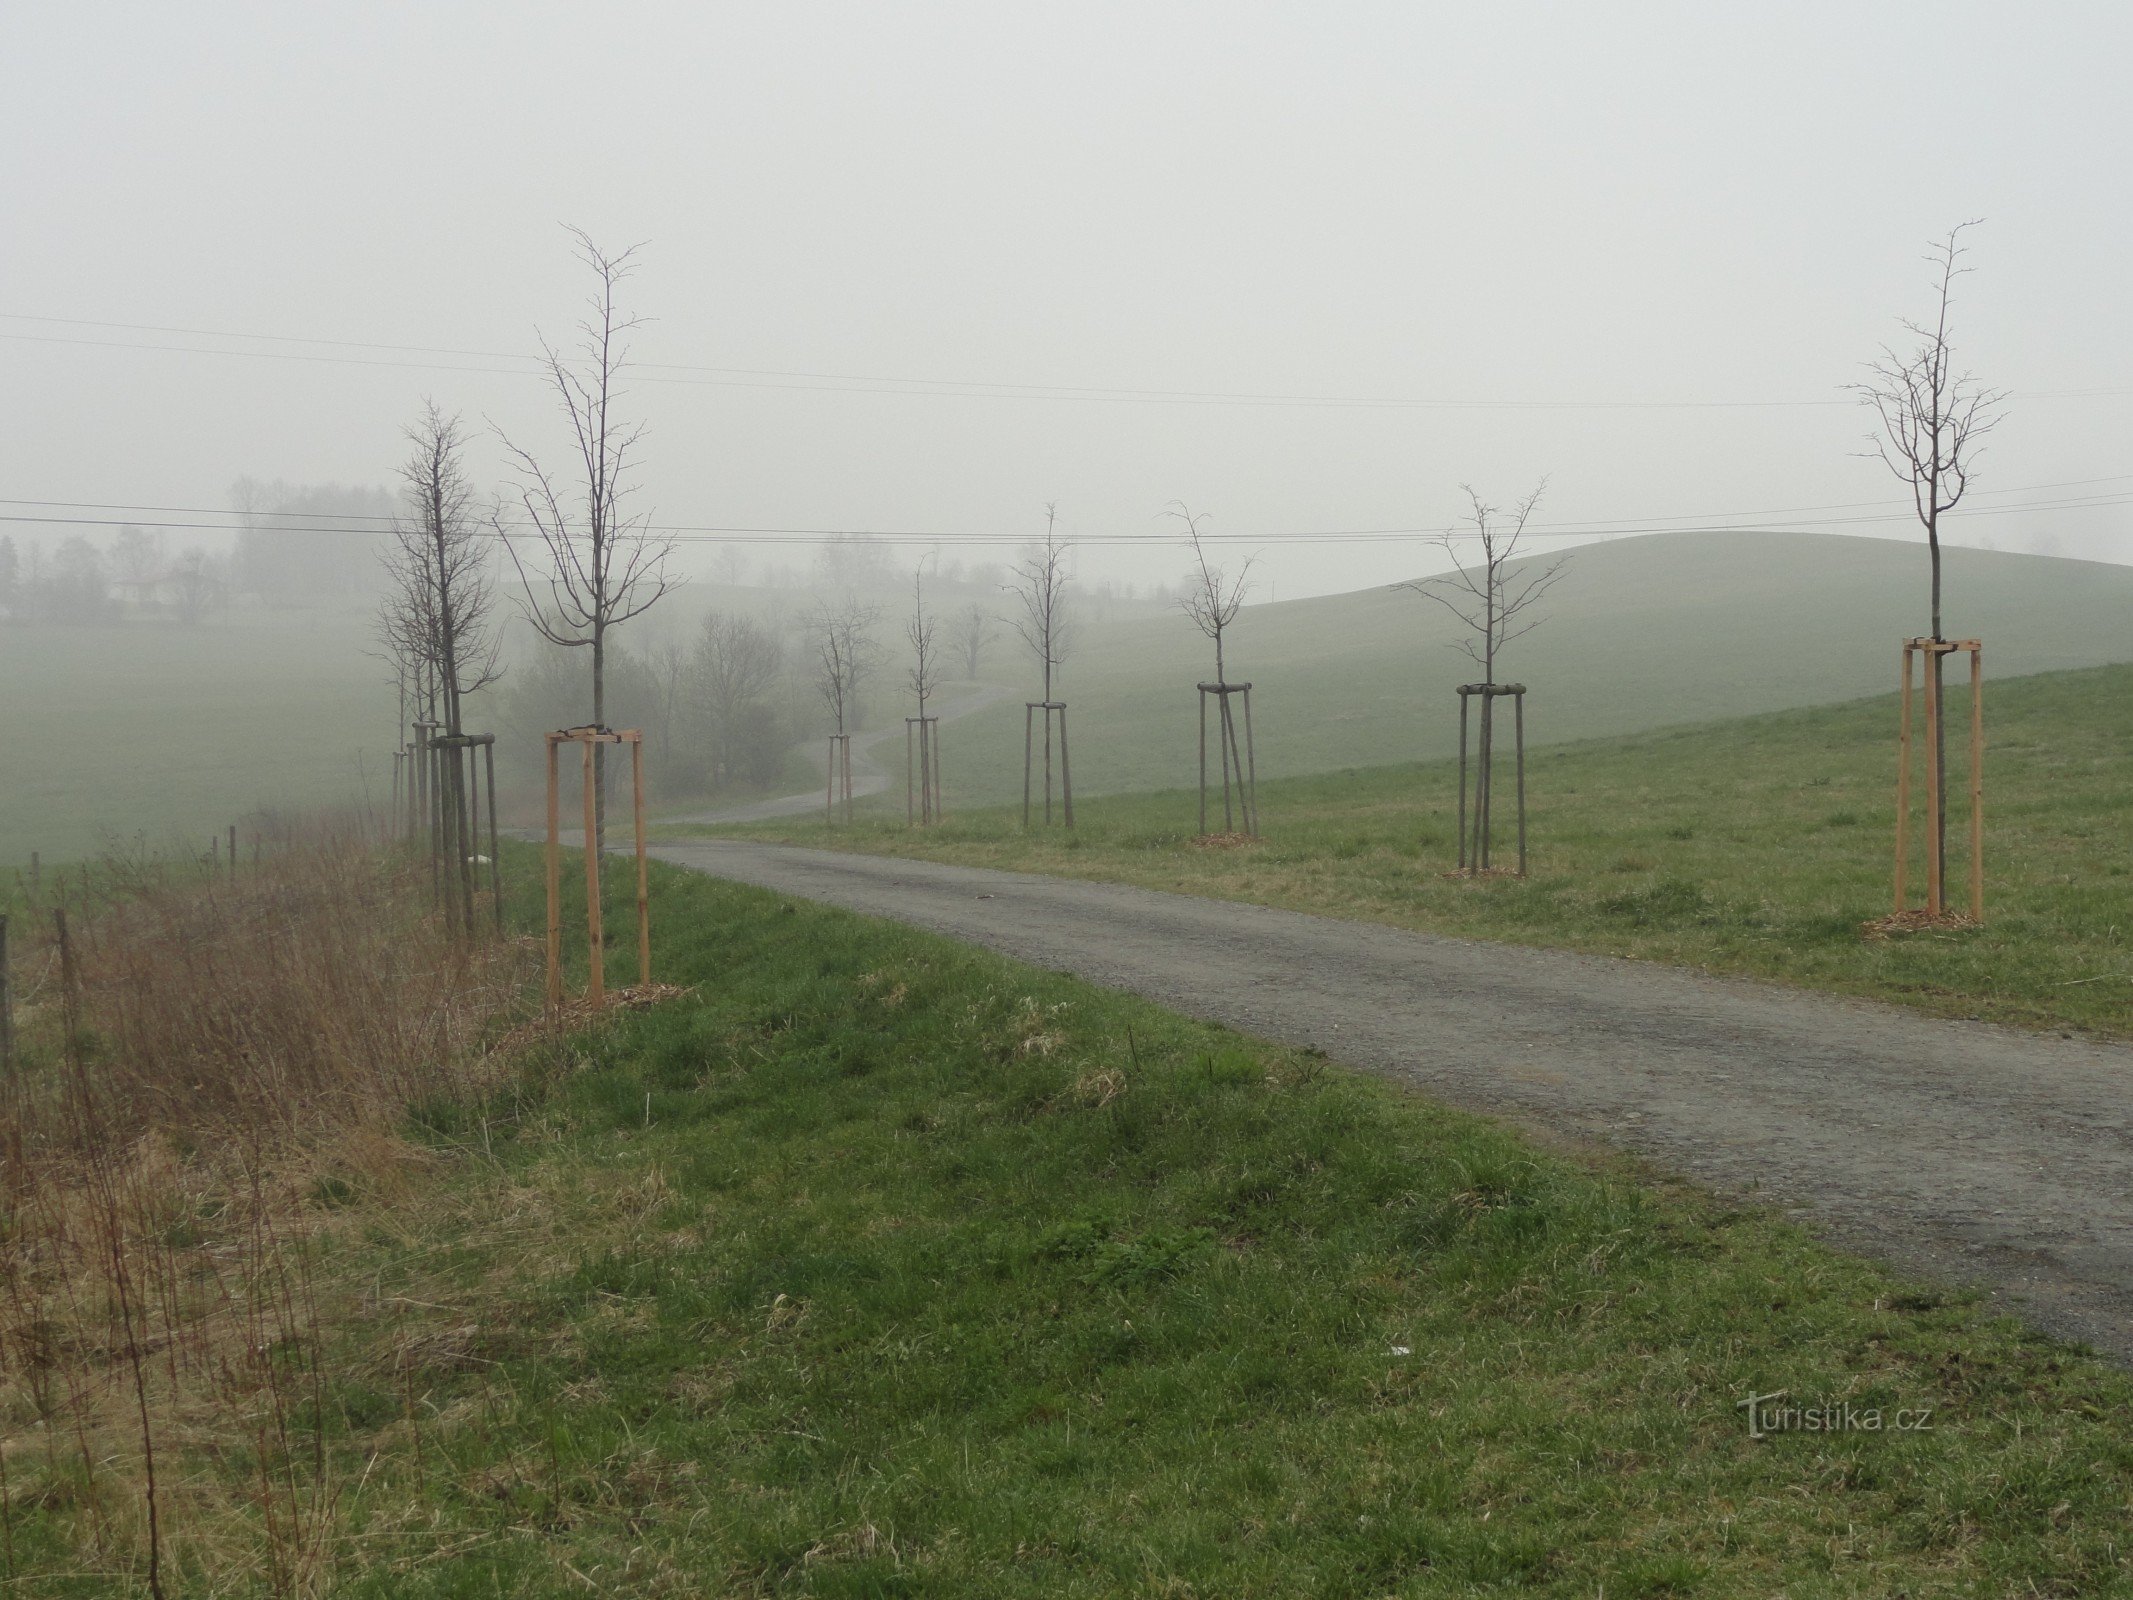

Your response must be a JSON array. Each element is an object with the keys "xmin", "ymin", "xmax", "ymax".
[
  {"xmin": 11, "ymin": 848, "xmax": 2133, "ymax": 1595},
  {"xmin": 0, "ymin": 607, "xmax": 390, "ymax": 866},
  {"xmin": 930, "ymin": 531, "xmax": 2133, "ymax": 805},
  {"xmin": 696, "ymin": 660, "xmax": 2133, "ymax": 1038}
]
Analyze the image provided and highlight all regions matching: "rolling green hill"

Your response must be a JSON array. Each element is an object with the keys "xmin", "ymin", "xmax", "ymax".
[{"xmin": 933, "ymin": 531, "xmax": 2133, "ymax": 804}]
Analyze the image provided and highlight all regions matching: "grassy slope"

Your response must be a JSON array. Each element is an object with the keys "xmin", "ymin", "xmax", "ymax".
[
  {"xmin": 695, "ymin": 660, "xmax": 2133, "ymax": 1038},
  {"xmin": 0, "ymin": 608, "xmax": 389, "ymax": 865},
  {"xmin": 36, "ymin": 853, "xmax": 2132, "ymax": 1597},
  {"xmin": 940, "ymin": 531, "xmax": 2133, "ymax": 804}
]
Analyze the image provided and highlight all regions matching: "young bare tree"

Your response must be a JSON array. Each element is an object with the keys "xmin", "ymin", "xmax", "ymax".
[
  {"xmin": 907, "ymin": 564, "xmax": 940, "ymax": 720},
  {"xmin": 804, "ymin": 595, "xmax": 883, "ymax": 739},
  {"xmin": 804, "ymin": 595, "xmax": 883, "ymax": 820},
  {"xmin": 1006, "ymin": 505, "xmax": 1072, "ymax": 699},
  {"xmin": 1854, "ymin": 221, "xmax": 2005, "ymax": 880},
  {"xmin": 498, "ymin": 228, "xmax": 677, "ymax": 849},
  {"xmin": 692, "ymin": 609, "xmax": 783, "ymax": 785},
  {"xmin": 950, "ymin": 600, "xmax": 998, "ymax": 682},
  {"xmin": 906, "ymin": 562, "xmax": 943, "ymax": 822},
  {"xmin": 1006, "ymin": 505, "xmax": 1075, "ymax": 824},
  {"xmin": 645, "ymin": 636, "xmax": 691, "ymax": 768},
  {"xmin": 1401, "ymin": 481, "xmax": 1560, "ymax": 874},
  {"xmin": 1171, "ymin": 503, "xmax": 1258, "ymax": 833},
  {"xmin": 167, "ymin": 548, "xmax": 224, "ymax": 625},
  {"xmin": 1171, "ymin": 502, "xmax": 1251, "ymax": 685},
  {"xmin": 378, "ymin": 402, "xmax": 504, "ymax": 930},
  {"xmin": 1402, "ymin": 481, "xmax": 1562, "ymax": 685}
]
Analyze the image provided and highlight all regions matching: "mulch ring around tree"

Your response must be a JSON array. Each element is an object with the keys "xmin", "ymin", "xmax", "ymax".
[{"xmin": 1859, "ymin": 909, "xmax": 1982, "ymax": 940}]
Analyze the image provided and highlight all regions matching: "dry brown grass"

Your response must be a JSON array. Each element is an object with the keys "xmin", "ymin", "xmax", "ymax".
[{"xmin": 0, "ymin": 824, "xmax": 537, "ymax": 1595}]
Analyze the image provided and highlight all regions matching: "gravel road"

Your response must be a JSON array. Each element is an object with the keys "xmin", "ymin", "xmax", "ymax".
[{"xmin": 651, "ymin": 839, "xmax": 2133, "ymax": 1362}]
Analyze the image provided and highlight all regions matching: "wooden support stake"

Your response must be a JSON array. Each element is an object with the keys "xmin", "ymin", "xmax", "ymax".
[
  {"xmin": 1456, "ymin": 690, "xmax": 1470, "ymax": 872},
  {"xmin": 484, "ymin": 738, "xmax": 503, "ymax": 937},
  {"xmin": 1198, "ymin": 691, "xmax": 1208, "ymax": 838},
  {"xmin": 545, "ymin": 737, "xmax": 562, "ymax": 1012},
  {"xmin": 633, "ymin": 736, "xmax": 650, "ymax": 988},
  {"xmin": 1024, "ymin": 704, "xmax": 1035, "ymax": 829},
  {"xmin": 1057, "ymin": 707, "xmax": 1074, "ymax": 828},
  {"xmin": 1923, "ymin": 645, "xmax": 1943, "ymax": 917},
  {"xmin": 1894, "ymin": 644, "xmax": 1914, "ymax": 913},
  {"xmin": 826, "ymin": 735, "xmax": 836, "ymax": 824},
  {"xmin": 1241, "ymin": 686, "xmax": 1259, "ymax": 837},
  {"xmin": 1969, "ymin": 646, "xmax": 1984, "ymax": 922},
  {"xmin": 1515, "ymin": 689, "xmax": 1528, "ymax": 878},
  {"xmin": 906, "ymin": 721, "xmax": 916, "ymax": 827},
  {"xmin": 228, "ymin": 824, "xmax": 237, "ymax": 883},
  {"xmin": 582, "ymin": 736, "xmax": 604, "ymax": 1006}
]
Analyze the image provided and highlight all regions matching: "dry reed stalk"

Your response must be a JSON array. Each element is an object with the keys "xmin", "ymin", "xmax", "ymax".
[{"xmin": 0, "ymin": 824, "xmax": 537, "ymax": 1593}]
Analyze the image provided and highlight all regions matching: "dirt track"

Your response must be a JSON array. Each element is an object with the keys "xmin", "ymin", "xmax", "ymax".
[{"xmin": 651, "ymin": 839, "xmax": 2133, "ymax": 1362}]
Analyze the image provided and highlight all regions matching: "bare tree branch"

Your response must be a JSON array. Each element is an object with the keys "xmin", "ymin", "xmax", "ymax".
[
  {"xmin": 1850, "ymin": 219, "xmax": 2006, "ymax": 644},
  {"xmin": 1004, "ymin": 504, "xmax": 1073, "ymax": 701},
  {"xmin": 1170, "ymin": 502, "xmax": 1254, "ymax": 684},
  {"xmin": 1397, "ymin": 480, "xmax": 1561, "ymax": 680},
  {"xmin": 490, "ymin": 226, "xmax": 676, "ymax": 847}
]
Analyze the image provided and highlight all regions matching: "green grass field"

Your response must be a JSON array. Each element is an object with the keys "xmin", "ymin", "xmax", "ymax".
[
  {"xmin": 0, "ymin": 608, "xmax": 393, "ymax": 866},
  {"xmin": 936, "ymin": 531, "xmax": 2133, "ymax": 805},
  {"xmin": 25, "ymin": 852, "xmax": 2133, "ymax": 1596},
  {"xmin": 694, "ymin": 660, "xmax": 2133, "ymax": 1039}
]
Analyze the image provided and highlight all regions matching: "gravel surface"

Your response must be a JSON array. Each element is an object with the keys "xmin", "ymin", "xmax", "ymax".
[{"xmin": 652, "ymin": 838, "xmax": 2133, "ymax": 1362}]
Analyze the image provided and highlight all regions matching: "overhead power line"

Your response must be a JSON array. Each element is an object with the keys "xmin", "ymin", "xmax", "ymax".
[
  {"xmin": 3, "ymin": 472, "xmax": 2128, "ymax": 546},
  {"xmin": 12, "ymin": 310, "xmax": 2123, "ymax": 411},
  {"xmin": 3, "ymin": 494, "xmax": 2126, "ymax": 550}
]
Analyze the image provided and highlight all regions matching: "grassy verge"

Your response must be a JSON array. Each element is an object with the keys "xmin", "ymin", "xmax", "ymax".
[
  {"xmin": 682, "ymin": 662, "xmax": 2133, "ymax": 1038},
  {"xmin": 20, "ymin": 849, "xmax": 2133, "ymax": 1594}
]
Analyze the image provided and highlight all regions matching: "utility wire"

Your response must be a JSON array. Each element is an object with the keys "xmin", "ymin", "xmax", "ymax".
[
  {"xmin": 1, "ymin": 473, "xmax": 2127, "ymax": 545},
  {"xmin": 11, "ymin": 311, "xmax": 2124, "ymax": 411}
]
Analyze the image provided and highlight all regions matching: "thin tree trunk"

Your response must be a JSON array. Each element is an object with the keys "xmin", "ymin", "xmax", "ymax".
[
  {"xmin": 1929, "ymin": 516, "xmax": 1947, "ymax": 891},
  {"xmin": 592, "ymin": 627, "xmax": 608, "ymax": 852}
]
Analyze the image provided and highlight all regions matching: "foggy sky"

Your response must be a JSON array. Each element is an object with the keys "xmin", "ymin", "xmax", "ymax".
[{"xmin": 5, "ymin": 1, "xmax": 2130, "ymax": 601}]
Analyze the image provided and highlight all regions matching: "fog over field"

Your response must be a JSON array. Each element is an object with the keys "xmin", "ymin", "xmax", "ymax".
[{"xmin": 3, "ymin": 3, "xmax": 2129, "ymax": 859}]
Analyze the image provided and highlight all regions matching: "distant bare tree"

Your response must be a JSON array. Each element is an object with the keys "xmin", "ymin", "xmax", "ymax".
[
  {"xmin": 498, "ymin": 228, "xmax": 676, "ymax": 849},
  {"xmin": 907, "ymin": 563, "xmax": 941, "ymax": 718},
  {"xmin": 1005, "ymin": 504, "xmax": 1072, "ymax": 704},
  {"xmin": 693, "ymin": 609, "xmax": 784, "ymax": 784},
  {"xmin": 646, "ymin": 636, "xmax": 690, "ymax": 768},
  {"xmin": 1006, "ymin": 505, "xmax": 1075, "ymax": 824},
  {"xmin": 378, "ymin": 402, "xmax": 504, "ymax": 931},
  {"xmin": 1171, "ymin": 502, "xmax": 1252, "ymax": 685},
  {"xmin": 167, "ymin": 549, "xmax": 224, "ymax": 625},
  {"xmin": 1171, "ymin": 503, "xmax": 1259, "ymax": 834},
  {"xmin": 804, "ymin": 595, "xmax": 884, "ymax": 739},
  {"xmin": 1854, "ymin": 220, "xmax": 2005, "ymax": 880},
  {"xmin": 950, "ymin": 600, "xmax": 998, "ymax": 681},
  {"xmin": 907, "ymin": 562, "xmax": 944, "ymax": 822},
  {"xmin": 713, "ymin": 545, "xmax": 751, "ymax": 587},
  {"xmin": 1401, "ymin": 481, "xmax": 1559, "ymax": 874},
  {"xmin": 383, "ymin": 403, "xmax": 503, "ymax": 741},
  {"xmin": 1400, "ymin": 481, "xmax": 1561, "ymax": 685},
  {"xmin": 111, "ymin": 525, "xmax": 164, "ymax": 587}
]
